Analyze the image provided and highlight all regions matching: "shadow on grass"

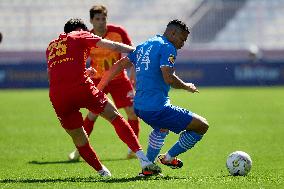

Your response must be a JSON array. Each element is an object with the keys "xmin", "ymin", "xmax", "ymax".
[
  {"xmin": 0, "ymin": 175, "xmax": 186, "ymax": 184},
  {"xmin": 28, "ymin": 160, "xmax": 81, "ymax": 165},
  {"xmin": 28, "ymin": 157, "xmax": 130, "ymax": 165}
]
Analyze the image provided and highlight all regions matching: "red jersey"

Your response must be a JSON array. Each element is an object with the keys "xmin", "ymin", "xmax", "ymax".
[
  {"xmin": 89, "ymin": 24, "xmax": 132, "ymax": 80},
  {"xmin": 46, "ymin": 31, "xmax": 101, "ymax": 89}
]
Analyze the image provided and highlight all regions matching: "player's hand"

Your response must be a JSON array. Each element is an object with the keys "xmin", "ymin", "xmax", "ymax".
[
  {"xmin": 85, "ymin": 67, "xmax": 97, "ymax": 78},
  {"xmin": 186, "ymin": 83, "xmax": 199, "ymax": 93}
]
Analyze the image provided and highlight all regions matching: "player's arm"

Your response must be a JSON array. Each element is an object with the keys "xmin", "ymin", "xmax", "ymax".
[
  {"xmin": 161, "ymin": 66, "xmax": 199, "ymax": 93},
  {"xmin": 96, "ymin": 38, "xmax": 135, "ymax": 53},
  {"xmin": 97, "ymin": 56, "xmax": 133, "ymax": 91},
  {"xmin": 129, "ymin": 66, "xmax": 136, "ymax": 87},
  {"xmin": 118, "ymin": 26, "xmax": 136, "ymax": 86}
]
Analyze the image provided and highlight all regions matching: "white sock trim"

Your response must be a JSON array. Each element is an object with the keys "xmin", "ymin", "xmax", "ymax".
[
  {"xmin": 164, "ymin": 153, "xmax": 173, "ymax": 162},
  {"xmin": 136, "ymin": 150, "xmax": 152, "ymax": 168}
]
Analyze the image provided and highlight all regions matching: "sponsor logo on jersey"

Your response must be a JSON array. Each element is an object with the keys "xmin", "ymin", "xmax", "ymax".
[{"xmin": 168, "ymin": 54, "xmax": 175, "ymax": 64}]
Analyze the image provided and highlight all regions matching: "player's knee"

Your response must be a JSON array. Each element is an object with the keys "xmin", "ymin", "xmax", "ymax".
[
  {"xmin": 66, "ymin": 127, "xmax": 89, "ymax": 147},
  {"xmin": 74, "ymin": 136, "xmax": 89, "ymax": 147},
  {"xmin": 100, "ymin": 102, "xmax": 120, "ymax": 122},
  {"xmin": 87, "ymin": 111, "xmax": 98, "ymax": 121},
  {"xmin": 187, "ymin": 115, "xmax": 209, "ymax": 134},
  {"xmin": 124, "ymin": 106, "xmax": 138, "ymax": 120},
  {"xmin": 195, "ymin": 114, "xmax": 209, "ymax": 134},
  {"xmin": 200, "ymin": 118, "xmax": 209, "ymax": 134},
  {"xmin": 106, "ymin": 112, "xmax": 120, "ymax": 122},
  {"xmin": 194, "ymin": 116, "xmax": 209, "ymax": 134},
  {"xmin": 126, "ymin": 111, "xmax": 138, "ymax": 120}
]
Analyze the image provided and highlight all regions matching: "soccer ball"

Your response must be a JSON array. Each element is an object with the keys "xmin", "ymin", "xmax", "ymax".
[{"xmin": 226, "ymin": 151, "xmax": 252, "ymax": 176}]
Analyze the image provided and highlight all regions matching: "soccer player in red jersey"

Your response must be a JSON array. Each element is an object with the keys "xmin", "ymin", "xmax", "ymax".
[
  {"xmin": 46, "ymin": 18, "xmax": 161, "ymax": 177},
  {"xmin": 68, "ymin": 5, "xmax": 140, "ymax": 161}
]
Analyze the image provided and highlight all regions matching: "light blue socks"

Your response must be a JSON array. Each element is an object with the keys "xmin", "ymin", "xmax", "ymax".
[
  {"xmin": 167, "ymin": 130, "xmax": 203, "ymax": 158},
  {"xmin": 146, "ymin": 129, "xmax": 169, "ymax": 162}
]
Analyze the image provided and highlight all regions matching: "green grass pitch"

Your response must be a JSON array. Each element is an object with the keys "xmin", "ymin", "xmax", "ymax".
[{"xmin": 0, "ymin": 87, "xmax": 283, "ymax": 189}]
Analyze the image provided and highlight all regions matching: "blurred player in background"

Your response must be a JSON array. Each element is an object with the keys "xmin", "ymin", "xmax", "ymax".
[
  {"xmin": 68, "ymin": 5, "xmax": 140, "ymax": 161},
  {"xmin": 46, "ymin": 18, "xmax": 161, "ymax": 177},
  {"xmin": 0, "ymin": 32, "xmax": 2, "ymax": 43},
  {"xmin": 97, "ymin": 19, "xmax": 209, "ymax": 175},
  {"xmin": 248, "ymin": 44, "xmax": 262, "ymax": 63}
]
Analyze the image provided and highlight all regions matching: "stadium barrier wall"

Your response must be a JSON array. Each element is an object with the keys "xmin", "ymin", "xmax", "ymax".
[
  {"xmin": 176, "ymin": 60, "xmax": 284, "ymax": 86},
  {"xmin": 0, "ymin": 62, "xmax": 48, "ymax": 88},
  {"xmin": 0, "ymin": 60, "xmax": 284, "ymax": 88}
]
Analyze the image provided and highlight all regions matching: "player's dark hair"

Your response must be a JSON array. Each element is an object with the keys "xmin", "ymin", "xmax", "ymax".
[
  {"xmin": 167, "ymin": 19, "xmax": 190, "ymax": 34},
  {"xmin": 64, "ymin": 18, "xmax": 88, "ymax": 33},
  {"xmin": 90, "ymin": 5, "xmax": 108, "ymax": 19}
]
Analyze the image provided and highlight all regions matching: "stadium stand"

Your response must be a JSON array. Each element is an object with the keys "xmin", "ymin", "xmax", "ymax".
[
  {"xmin": 0, "ymin": 0, "xmax": 200, "ymax": 51},
  {"xmin": 188, "ymin": 0, "xmax": 247, "ymax": 44},
  {"xmin": 0, "ymin": 0, "xmax": 283, "ymax": 88},
  {"xmin": 205, "ymin": 0, "xmax": 284, "ymax": 49},
  {"xmin": 1, "ymin": 0, "xmax": 283, "ymax": 51}
]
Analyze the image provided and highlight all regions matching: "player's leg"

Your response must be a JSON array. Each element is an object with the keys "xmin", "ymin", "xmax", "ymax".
[
  {"xmin": 66, "ymin": 127, "xmax": 111, "ymax": 176},
  {"xmin": 68, "ymin": 111, "xmax": 99, "ymax": 161},
  {"xmin": 124, "ymin": 106, "xmax": 140, "ymax": 159},
  {"xmin": 160, "ymin": 110, "xmax": 209, "ymax": 169},
  {"xmin": 98, "ymin": 101, "xmax": 161, "ymax": 175},
  {"xmin": 86, "ymin": 87, "xmax": 160, "ymax": 175},
  {"xmin": 134, "ymin": 109, "xmax": 170, "ymax": 165},
  {"xmin": 60, "ymin": 110, "xmax": 111, "ymax": 177},
  {"xmin": 83, "ymin": 78, "xmax": 109, "ymax": 136},
  {"xmin": 99, "ymin": 101, "xmax": 143, "ymax": 157},
  {"xmin": 68, "ymin": 79, "xmax": 106, "ymax": 161},
  {"xmin": 124, "ymin": 106, "xmax": 140, "ymax": 137},
  {"xmin": 108, "ymin": 78, "xmax": 140, "ymax": 159},
  {"xmin": 146, "ymin": 129, "xmax": 169, "ymax": 162},
  {"xmin": 68, "ymin": 112, "xmax": 99, "ymax": 161},
  {"xmin": 84, "ymin": 111, "xmax": 99, "ymax": 136}
]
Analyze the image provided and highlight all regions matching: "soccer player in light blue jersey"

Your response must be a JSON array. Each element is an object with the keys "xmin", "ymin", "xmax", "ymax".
[{"xmin": 98, "ymin": 19, "xmax": 209, "ymax": 176}]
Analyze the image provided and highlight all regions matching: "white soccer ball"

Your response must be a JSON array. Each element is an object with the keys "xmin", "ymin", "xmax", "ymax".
[{"xmin": 226, "ymin": 151, "xmax": 252, "ymax": 176}]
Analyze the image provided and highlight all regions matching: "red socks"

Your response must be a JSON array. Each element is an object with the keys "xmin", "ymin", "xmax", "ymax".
[
  {"xmin": 83, "ymin": 117, "xmax": 140, "ymax": 139},
  {"xmin": 77, "ymin": 117, "xmax": 140, "ymax": 171},
  {"xmin": 128, "ymin": 119, "xmax": 140, "ymax": 137},
  {"xmin": 83, "ymin": 117, "xmax": 95, "ymax": 136},
  {"xmin": 111, "ymin": 115, "xmax": 141, "ymax": 152},
  {"xmin": 76, "ymin": 142, "xmax": 102, "ymax": 171}
]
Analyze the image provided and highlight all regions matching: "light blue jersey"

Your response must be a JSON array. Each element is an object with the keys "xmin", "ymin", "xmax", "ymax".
[
  {"xmin": 127, "ymin": 22, "xmax": 204, "ymax": 167},
  {"xmin": 128, "ymin": 35, "xmax": 177, "ymax": 111}
]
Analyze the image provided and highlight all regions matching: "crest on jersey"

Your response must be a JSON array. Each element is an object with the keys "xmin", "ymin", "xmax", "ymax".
[{"xmin": 168, "ymin": 54, "xmax": 175, "ymax": 64}]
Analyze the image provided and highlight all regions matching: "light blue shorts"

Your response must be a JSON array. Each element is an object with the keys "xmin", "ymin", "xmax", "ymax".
[{"xmin": 134, "ymin": 104, "xmax": 193, "ymax": 134}]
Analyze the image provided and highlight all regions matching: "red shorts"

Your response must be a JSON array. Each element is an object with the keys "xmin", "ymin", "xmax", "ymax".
[
  {"xmin": 49, "ymin": 82, "xmax": 108, "ymax": 130},
  {"xmin": 93, "ymin": 77, "xmax": 134, "ymax": 109}
]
